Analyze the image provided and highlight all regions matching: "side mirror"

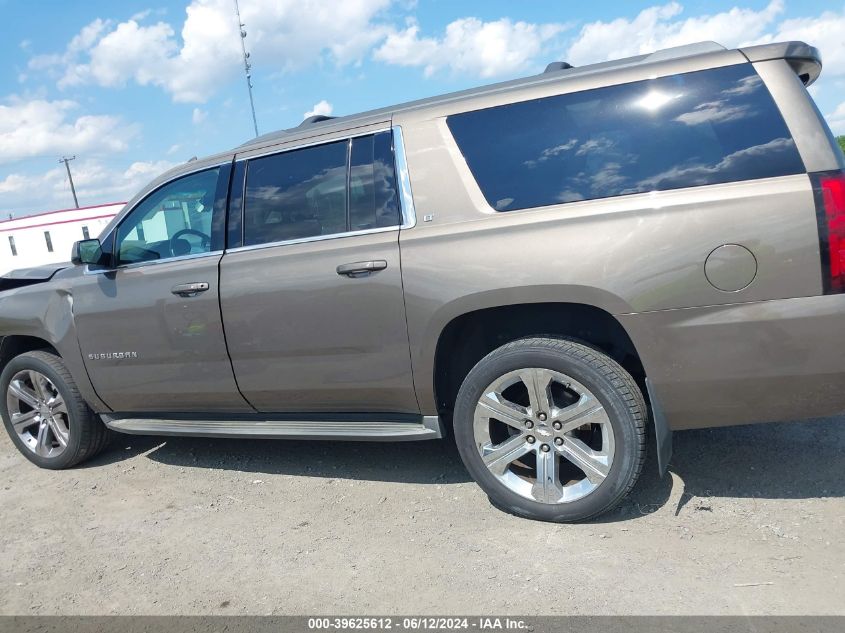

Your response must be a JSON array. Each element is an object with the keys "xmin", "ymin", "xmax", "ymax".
[{"xmin": 71, "ymin": 239, "xmax": 105, "ymax": 266}]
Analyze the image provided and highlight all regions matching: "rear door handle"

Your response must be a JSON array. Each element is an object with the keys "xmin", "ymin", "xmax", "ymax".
[
  {"xmin": 171, "ymin": 282, "xmax": 209, "ymax": 297},
  {"xmin": 336, "ymin": 260, "xmax": 388, "ymax": 278}
]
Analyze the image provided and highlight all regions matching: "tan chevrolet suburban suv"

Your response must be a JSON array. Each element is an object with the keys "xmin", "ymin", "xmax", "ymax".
[{"xmin": 1, "ymin": 40, "xmax": 843, "ymax": 522}]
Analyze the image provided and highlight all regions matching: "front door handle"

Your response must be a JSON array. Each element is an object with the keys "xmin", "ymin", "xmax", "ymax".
[
  {"xmin": 336, "ymin": 260, "xmax": 388, "ymax": 278},
  {"xmin": 171, "ymin": 282, "xmax": 209, "ymax": 297}
]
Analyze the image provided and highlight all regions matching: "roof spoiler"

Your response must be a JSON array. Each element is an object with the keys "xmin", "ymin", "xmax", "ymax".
[{"xmin": 740, "ymin": 41, "xmax": 822, "ymax": 86}]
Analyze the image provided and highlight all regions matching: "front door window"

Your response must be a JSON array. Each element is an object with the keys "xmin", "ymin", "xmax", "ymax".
[{"xmin": 115, "ymin": 168, "xmax": 221, "ymax": 265}]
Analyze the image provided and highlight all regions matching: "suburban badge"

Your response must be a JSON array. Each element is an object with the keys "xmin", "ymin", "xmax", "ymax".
[{"xmin": 87, "ymin": 352, "xmax": 139, "ymax": 360}]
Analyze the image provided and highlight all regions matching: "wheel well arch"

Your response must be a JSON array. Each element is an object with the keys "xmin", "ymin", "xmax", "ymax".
[
  {"xmin": 432, "ymin": 303, "xmax": 646, "ymax": 416},
  {"xmin": 0, "ymin": 336, "xmax": 59, "ymax": 375}
]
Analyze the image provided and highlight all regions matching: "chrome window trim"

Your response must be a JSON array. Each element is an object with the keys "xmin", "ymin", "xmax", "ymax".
[
  {"xmin": 235, "ymin": 127, "xmax": 390, "ymax": 162},
  {"xmin": 345, "ymin": 137, "xmax": 353, "ymax": 231},
  {"xmin": 226, "ymin": 225, "xmax": 399, "ymax": 255},
  {"xmin": 84, "ymin": 250, "xmax": 224, "ymax": 275},
  {"xmin": 392, "ymin": 125, "xmax": 417, "ymax": 229}
]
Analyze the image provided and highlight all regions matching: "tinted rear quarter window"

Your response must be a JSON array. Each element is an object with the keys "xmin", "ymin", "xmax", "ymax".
[{"xmin": 447, "ymin": 64, "xmax": 805, "ymax": 212}]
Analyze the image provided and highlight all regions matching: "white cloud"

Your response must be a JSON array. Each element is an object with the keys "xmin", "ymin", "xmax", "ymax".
[
  {"xmin": 34, "ymin": 0, "xmax": 395, "ymax": 103},
  {"xmin": 130, "ymin": 10, "xmax": 153, "ymax": 22},
  {"xmin": 827, "ymin": 102, "xmax": 845, "ymax": 135},
  {"xmin": 192, "ymin": 107, "xmax": 208, "ymax": 124},
  {"xmin": 675, "ymin": 101, "xmax": 750, "ymax": 126},
  {"xmin": 0, "ymin": 159, "xmax": 177, "ymax": 216},
  {"xmin": 374, "ymin": 17, "xmax": 566, "ymax": 78},
  {"xmin": 0, "ymin": 97, "xmax": 138, "ymax": 164},
  {"xmin": 303, "ymin": 100, "xmax": 333, "ymax": 119},
  {"xmin": 635, "ymin": 137, "xmax": 797, "ymax": 190},
  {"xmin": 53, "ymin": 18, "xmax": 186, "ymax": 95},
  {"xmin": 29, "ymin": 18, "xmax": 113, "ymax": 85},
  {"xmin": 566, "ymin": 1, "xmax": 785, "ymax": 66},
  {"xmin": 23, "ymin": 0, "xmax": 845, "ymax": 114}
]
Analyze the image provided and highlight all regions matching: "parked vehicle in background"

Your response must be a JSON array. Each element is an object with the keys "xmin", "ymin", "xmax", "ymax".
[{"xmin": 1, "ymin": 40, "xmax": 843, "ymax": 522}]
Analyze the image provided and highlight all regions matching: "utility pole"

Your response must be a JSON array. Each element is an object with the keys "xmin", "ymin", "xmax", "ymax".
[
  {"xmin": 59, "ymin": 156, "xmax": 80, "ymax": 208},
  {"xmin": 234, "ymin": 0, "xmax": 259, "ymax": 137}
]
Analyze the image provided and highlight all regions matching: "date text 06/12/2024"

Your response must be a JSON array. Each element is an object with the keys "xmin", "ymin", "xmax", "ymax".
[{"xmin": 307, "ymin": 618, "xmax": 531, "ymax": 631}]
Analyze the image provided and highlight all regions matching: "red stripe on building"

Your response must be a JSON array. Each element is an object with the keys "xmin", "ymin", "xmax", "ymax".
[
  {"xmin": 0, "ymin": 213, "xmax": 118, "ymax": 233},
  {"xmin": 0, "ymin": 202, "xmax": 126, "ymax": 225}
]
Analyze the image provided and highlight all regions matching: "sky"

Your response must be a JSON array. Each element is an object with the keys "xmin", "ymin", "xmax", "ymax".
[{"xmin": 1, "ymin": 0, "xmax": 844, "ymax": 217}]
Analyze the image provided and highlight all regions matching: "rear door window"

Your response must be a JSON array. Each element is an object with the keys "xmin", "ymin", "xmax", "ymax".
[
  {"xmin": 244, "ymin": 141, "xmax": 348, "ymax": 246},
  {"xmin": 447, "ymin": 64, "xmax": 806, "ymax": 212},
  {"xmin": 349, "ymin": 133, "xmax": 400, "ymax": 231},
  {"xmin": 242, "ymin": 131, "xmax": 400, "ymax": 247}
]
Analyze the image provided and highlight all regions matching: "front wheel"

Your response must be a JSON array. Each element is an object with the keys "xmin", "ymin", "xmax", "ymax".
[
  {"xmin": 453, "ymin": 337, "xmax": 646, "ymax": 522},
  {"xmin": 1, "ymin": 351, "xmax": 111, "ymax": 469}
]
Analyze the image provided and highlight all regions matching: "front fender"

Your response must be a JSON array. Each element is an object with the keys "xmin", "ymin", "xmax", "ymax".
[{"xmin": 0, "ymin": 280, "xmax": 110, "ymax": 412}]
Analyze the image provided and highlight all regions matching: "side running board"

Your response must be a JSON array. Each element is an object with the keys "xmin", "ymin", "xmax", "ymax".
[{"xmin": 101, "ymin": 414, "xmax": 443, "ymax": 441}]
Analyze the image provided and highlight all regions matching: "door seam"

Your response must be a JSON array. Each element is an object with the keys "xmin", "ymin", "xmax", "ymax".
[{"xmin": 217, "ymin": 252, "xmax": 258, "ymax": 412}]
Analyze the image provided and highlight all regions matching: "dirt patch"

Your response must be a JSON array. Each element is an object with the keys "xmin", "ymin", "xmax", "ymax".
[{"xmin": 1, "ymin": 417, "xmax": 843, "ymax": 614}]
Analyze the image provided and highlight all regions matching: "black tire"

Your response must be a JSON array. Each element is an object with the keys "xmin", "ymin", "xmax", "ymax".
[
  {"xmin": 453, "ymin": 337, "xmax": 646, "ymax": 522},
  {"xmin": 0, "ymin": 351, "xmax": 111, "ymax": 469}
]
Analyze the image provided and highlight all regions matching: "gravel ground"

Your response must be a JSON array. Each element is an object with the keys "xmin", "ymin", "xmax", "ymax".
[{"xmin": 1, "ymin": 415, "xmax": 843, "ymax": 615}]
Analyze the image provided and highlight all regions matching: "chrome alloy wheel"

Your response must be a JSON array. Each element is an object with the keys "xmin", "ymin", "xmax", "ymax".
[
  {"xmin": 473, "ymin": 368, "xmax": 615, "ymax": 504},
  {"xmin": 6, "ymin": 370, "xmax": 70, "ymax": 458}
]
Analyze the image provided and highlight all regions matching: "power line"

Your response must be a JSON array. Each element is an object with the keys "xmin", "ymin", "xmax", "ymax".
[
  {"xmin": 234, "ymin": 0, "xmax": 259, "ymax": 138},
  {"xmin": 59, "ymin": 156, "xmax": 79, "ymax": 209}
]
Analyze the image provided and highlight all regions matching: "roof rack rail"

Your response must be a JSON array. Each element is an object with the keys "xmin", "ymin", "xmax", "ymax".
[
  {"xmin": 643, "ymin": 41, "xmax": 725, "ymax": 62},
  {"xmin": 544, "ymin": 61, "xmax": 574, "ymax": 73},
  {"xmin": 541, "ymin": 42, "xmax": 726, "ymax": 78},
  {"xmin": 297, "ymin": 115, "xmax": 336, "ymax": 128}
]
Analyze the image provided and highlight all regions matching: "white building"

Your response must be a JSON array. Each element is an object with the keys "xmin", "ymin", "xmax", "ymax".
[{"xmin": 0, "ymin": 202, "xmax": 125, "ymax": 275}]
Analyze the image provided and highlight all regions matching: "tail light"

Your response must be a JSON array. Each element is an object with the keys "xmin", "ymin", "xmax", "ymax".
[{"xmin": 813, "ymin": 171, "xmax": 845, "ymax": 294}]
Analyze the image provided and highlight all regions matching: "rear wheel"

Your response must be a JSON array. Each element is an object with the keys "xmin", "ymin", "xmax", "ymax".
[
  {"xmin": 453, "ymin": 337, "xmax": 646, "ymax": 522},
  {"xmin": 1, "ymin": 351, "xmax": 111, "ymax": 469}
]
